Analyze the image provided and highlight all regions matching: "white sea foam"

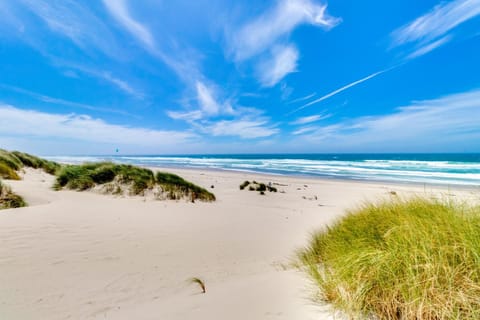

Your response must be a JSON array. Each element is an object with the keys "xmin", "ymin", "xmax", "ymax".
[{"xmin": 44, "ymin": 155, "xmax": 480, "ymax": 186}]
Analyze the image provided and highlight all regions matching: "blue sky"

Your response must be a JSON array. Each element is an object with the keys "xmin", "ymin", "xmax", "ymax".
[{"xmin": 0, "ymin": 0, "xmax": 479, "ymax": 155}]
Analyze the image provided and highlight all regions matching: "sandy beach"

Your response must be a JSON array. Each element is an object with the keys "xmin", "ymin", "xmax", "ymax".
[{"xmin": 1, "ymin": 167, "xmax": 477, "ymax": 320}]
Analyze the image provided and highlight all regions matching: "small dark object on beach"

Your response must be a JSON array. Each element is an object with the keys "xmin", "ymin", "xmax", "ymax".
[
  {"xmin": 189, "ymin": 277, "xmax": 206, "ymax": 293},
  {"xmin": 211, "ymin": 185, "xmax": 214, "ymax": 189}
]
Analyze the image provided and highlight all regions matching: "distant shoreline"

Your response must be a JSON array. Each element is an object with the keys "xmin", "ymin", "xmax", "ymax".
[{"xmin": 45, "ymin": 154, "xmax": 480, "ymax": 189}]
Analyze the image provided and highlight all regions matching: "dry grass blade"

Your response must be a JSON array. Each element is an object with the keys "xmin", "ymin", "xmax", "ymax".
[{"xmin": 189, "ymin": 277, "xmax": 206, "ymax": 293}]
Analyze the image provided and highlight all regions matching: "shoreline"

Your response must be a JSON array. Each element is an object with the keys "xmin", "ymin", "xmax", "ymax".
[{"xmin": 145, "ymin": 164, "xmax": 480, "ymax": 192}]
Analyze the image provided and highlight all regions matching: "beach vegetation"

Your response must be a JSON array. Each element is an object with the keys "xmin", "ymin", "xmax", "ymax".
[
  {"xmin": 0, "ymin": 162, "xmax": 21, "ymax": 180},
  {"xmin": 239, "ymin": 180, "xmax": 250, "ymax": 190},
  {"xmin": 155, "ymin": 171, "xmax": 215, "ymax": 201},
  {"xmin": 240, "ymin": 180, "xmax": 277, "ymax": 194},
  {"xmin": 54, "ymin": 163, "xmax": 215, "ymax": 201},
  {"xmin": 55, "ymin": 162, "xmax": 155, "ymax": 195},
  {"xmin": 0, "ymin": 179, "xmax": 27, "ymax": 209},
  {"xmin": 0, "ymin": 149, "xmax": 61, "ymax": 176},
  {"xmin": 297, "ymin": 196, "xmax": 480, "ymax": 319},
  {"xmin": 0, "ymin": 149, "xmax": 23, "ymax": 171}
]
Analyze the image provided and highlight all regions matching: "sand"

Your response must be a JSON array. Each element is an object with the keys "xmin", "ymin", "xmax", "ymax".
[{"xmin": 1, "ymin": 167, "xmax": 477, "ymax": 319}]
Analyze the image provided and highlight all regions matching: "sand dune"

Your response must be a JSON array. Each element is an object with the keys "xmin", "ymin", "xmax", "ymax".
[{"xmin": 1, "ymin": 168, "xmax": 476, "ymax": 319}]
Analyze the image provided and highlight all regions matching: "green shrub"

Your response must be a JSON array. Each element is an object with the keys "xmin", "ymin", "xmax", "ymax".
[
  {"xmin": 297, "ymin": 197, "xmax": 480, "ymax": 319},
  {"xmin": 256, "ymin": 183, "xmax": 267, "ymax": 192}
]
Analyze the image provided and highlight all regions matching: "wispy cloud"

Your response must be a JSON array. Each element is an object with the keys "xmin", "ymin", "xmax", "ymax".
[
  {"xmin": 290, "ymin": 67, "xmax": 393, "ymax": 114},
  {"xmin": 229, "ymin": 0, "xmax": 340, "ymax": 61},
  {"xmin": 101, "ymin": 72, "xmax": 144, "ymax": 99},
  {"xmin": 257, "ymin": 44, "xmax": 299, "ymax": 87},
  {"xmin": 406, "ymin": 35, "xmax": 452, "ymax": 59},
  {"xmin": 17, "ymin": 0, "xmax": 121, "ymax": 58},
  {"xmin": 294, "ymin": 88, "xmax": 480, "ymax": 151},
  {"xmin": 226, "ymin": 0, "xmax": 340, "ymax": 86},
  {"xmin": 391, "ymin": 0, "xmax": 480, "ymax": 58},
  {"xmin": 102, "ymin": 0, "xmax": 154, "ymax": 49},
  {"xmin": 287, "ymin": 92, "xmax": 316, "ymax": 104},
  {"xmin": 167, "ymin": 81, "xmax": 234, "ymax": 121},
  {"xmin": 205, "ymin": 119, "xmax": 279, "ymax": 139},
  {"xmin": 290, "ymin": 114, "xmax": 330, "ymax": 125},
  {"xmin": 0, "ymin": 84, "xmax": 136, "ymax": 117},
  {"xmin": 0, "ymin": 105, "xmax": 196, "ymax": 147}
]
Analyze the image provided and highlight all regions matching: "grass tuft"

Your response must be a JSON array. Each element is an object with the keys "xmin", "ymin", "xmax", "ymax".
[
  {"xmin": 0, "ymin": 179, "xmax": 27, "ymax": 209},
  {"xmin": 297, "ymin": 196, "xmax": 480, "ymax": 319}
]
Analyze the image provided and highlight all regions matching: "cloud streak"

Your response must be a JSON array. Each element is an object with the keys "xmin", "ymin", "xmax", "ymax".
[
  {"xmin": 391, "ymin": 0, "xmax": 480, "ymax": 58},
  {"xmin": 290, "ymin": 67, "xmax": 393, "ymax": 114}
]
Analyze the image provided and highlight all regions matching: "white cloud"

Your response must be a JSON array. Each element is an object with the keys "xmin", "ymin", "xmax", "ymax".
[
  {"xmin": 102, "ymin": 0, "xmax": 154, "ymax": 49},
  {"xmin": 17, "ymin": 0, "xmax": 120, "ymax": 58},
  {"xmin": 406, "ymin": 35, "xmax": 452, "ymax": 59},
  {"xmin": 229, "ymin": 0, "xmax": 340, "ymax": 61},
  {"xmin": 205, "ymin": 119, "xmax": 279, "ymax": 139},
  {"xmin": 391, "ymin": 0, "xmax": 480, "ymax": 58},
  {"xmin": 294, "ymin": 88, "xmax": 480, "ymax": 151},
  {"xmin": 257, "ymin": 45, "xmax": 299, "ymax": 87},
  {"xmin": 101, "ymin": 72, "xmax": 143, "ymax": 99},
  {"xmin": 292, "ymin": 126, "xmax": 318, "ymax": 135},
  {"xmin": 0, "ymin": 105, "xmax": 196, "ymax": 147},
  {"xmin": 196, "ymin": 82, "xmax": 221, "ymax": 115},
  {"xmin": 167, "ymin": 81, "xmax": 234, "ymax": 121},
  {"xmin": 290, "ymin": 114, "xmax": 330, "ymax": 125}
]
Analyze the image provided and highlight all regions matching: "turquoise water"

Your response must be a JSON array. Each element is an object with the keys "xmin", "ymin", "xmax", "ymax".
[{"xmin": 47, "ymin": 154, "xmax": 480, "ymax": 186}]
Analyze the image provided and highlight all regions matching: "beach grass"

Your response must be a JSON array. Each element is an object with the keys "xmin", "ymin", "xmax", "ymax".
[
  {"xmin": 0, "ymin": 179, "xmax": 27, "ymax": 209},
  {"xmin": 55, "ymin": 163, "xmax": 215, "ymax": 201},
  {"xmin": 0, "ymin": 162, "xmax": 21, "ymax": 180},
  {"xmin": 0, "ymin": 149, "xmax": 61, "ymax": 176},
  {"xmin": 156, "ymin": 171, "xmax": 216, "ymax": 201},
  {"xmin": 297, "ymin": 196, "xmax": 480, "ymax": 320}
]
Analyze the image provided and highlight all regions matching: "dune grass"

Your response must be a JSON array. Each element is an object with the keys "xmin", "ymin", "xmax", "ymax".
[
  {"xmin": 55, "ymin": 163, "xmax": 215, "ymax": 201},
  {"xmin": 0, "ymin": 149, "xmax": 61, "ymax": 177},
  {"xmin": 0, "ymin": 162, "xmax": 20, "ymax": 180},
  {"xmin": 0, "ymin": 179, "xmax": 27, "ymax": 209},
  {"xmin": 297, "ymin": 196, "xmax": 480, "ymax": 320},
  {"xmin": 55, "ymin": 162, "xmax": 155, "ymax": 194},
  {"xmin": 156, "ymin": 171, "xmax": 215, "ymax": 201}
]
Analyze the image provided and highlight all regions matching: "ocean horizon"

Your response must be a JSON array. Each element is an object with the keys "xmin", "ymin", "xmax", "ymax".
[{"xmin": 46, "ymin": 153, "xmax": 480, "ymax": 187}]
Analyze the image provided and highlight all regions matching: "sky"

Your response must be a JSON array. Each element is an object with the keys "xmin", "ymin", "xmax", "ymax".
[{"xmin": 0, "ymin": 0, "xmax": 479, "ymax": 155}]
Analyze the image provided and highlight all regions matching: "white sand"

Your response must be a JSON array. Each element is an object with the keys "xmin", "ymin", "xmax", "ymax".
[{"xmin": 1, "ymin": 168, "xmax": 477, "ymax": 319}]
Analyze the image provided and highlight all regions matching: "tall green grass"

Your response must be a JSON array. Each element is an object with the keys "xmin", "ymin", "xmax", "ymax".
[
  {"xmin": 0, "ymin": 179, "xmax": 27, "ymax": 209},
  {"xmin": 297, "ymin": 197, "xmax": 480, "ymax": 319}
]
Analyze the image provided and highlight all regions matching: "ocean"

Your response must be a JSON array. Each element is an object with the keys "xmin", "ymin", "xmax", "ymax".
[{"xmin": 46, "ymin": 154, "xmax": 480, "ymax": 187}]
